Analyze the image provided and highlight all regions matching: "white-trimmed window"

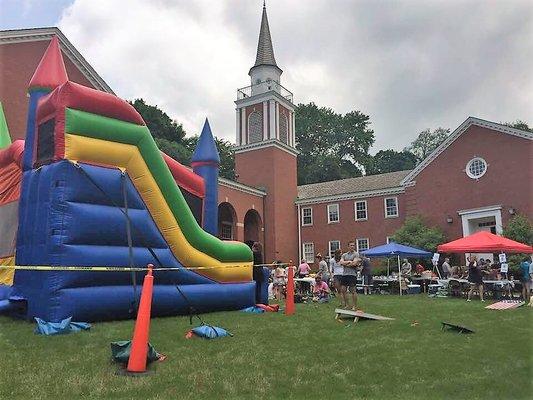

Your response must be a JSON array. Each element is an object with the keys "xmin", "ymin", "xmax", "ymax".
[
  {"xmin": 466, "ymin": 157, "xmax": 487, "ymax": 179},
  {"xmin": 328, "ymin": 240, "xmax": 341, "ymax": 258},
  {"xmin": 301, "ymin": 207, "xmax": 313, "ymax": 226},
  {"xmin": 355, "ymin": 200, "xmax": 368, "ymax": 221},
  {"xmin": 327, "ymin": 204, "xmax": 339, "ymax": 223},
  {"xmin": 384, "ymin": 197, "xmax": 398, "ymax": 218},
  {"xmin": 303, "ymin": 243, "xmax": 315, "ymax": 263},
  {"xmin": 356, "ymin": 238, "xmax": 369, "ymax": 252}
]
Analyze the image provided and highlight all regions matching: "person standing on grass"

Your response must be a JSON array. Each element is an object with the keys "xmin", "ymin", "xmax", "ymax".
[
  {"xmin": 297, "ymin": 258, "xmax": 311, "ymax": 278},
  {"xmin": 273, "ymin": 262, "xmax": 286, "ymax": 301},
  {"xmin": 252, "ymin": 242, "xmax": 264, "ymax": 303},
  {"xmin": 467, "ymin": 255, "xmax": 484, "ymax": 302},
  {"xmin": 361, "ymin": 256, "xmax": 372, "ymax": 295},
  {"xmin": 340, "ymin": 242, "xmax": 361, "ymax": 310},
  {"xmin": 316, "ymin": 253, "xmax": 330, "ymax": 284},
  {"xmin": 520, "ymin": 257, "xmax": 532, "ymax": 301},
  {"xmin": 401, "ymin": 258, "xmax": 412, "ymax": 276},
  {"xmin": 442, "ymin": 258, "xmax": 452, "ymax": 279},
  {"xmin": 331, "ymin": 249, "xmax": 344, "ymax": 295}
]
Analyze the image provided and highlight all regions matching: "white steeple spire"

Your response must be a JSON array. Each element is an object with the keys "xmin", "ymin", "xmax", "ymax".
[{"xmin": 249, "ymin": 2, "xmax": 282, "ymax": 84}]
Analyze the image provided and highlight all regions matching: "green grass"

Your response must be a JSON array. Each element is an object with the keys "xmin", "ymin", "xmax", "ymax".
[{"xmin": 0, "ymin": 295, "xmax": 531, "ymax": 399}]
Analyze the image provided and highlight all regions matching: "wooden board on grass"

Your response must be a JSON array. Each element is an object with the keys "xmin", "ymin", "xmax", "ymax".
[
  {"xmin": 335, "ymin": 308, "xmax": 395, "ymax": 323},
  {"xmin": 441, "ymin": 322, "xmax": 474, "ymax": 334},
  {"xmin": 485, "ymin": 300, "xmax": 525, "ymax": 310}
]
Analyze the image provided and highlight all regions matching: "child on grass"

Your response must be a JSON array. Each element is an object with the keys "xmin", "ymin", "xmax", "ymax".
[{"xmin": 312, "ymin": 276, "xmax": 330, "ymax": 303}]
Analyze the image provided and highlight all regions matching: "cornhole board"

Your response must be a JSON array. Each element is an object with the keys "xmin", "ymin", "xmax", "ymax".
[
  {"xmin": 441, "ymin": 322, "xmax": 474, "ymax": 334},
  {"xmin": 485, "ymin": 300, "xmax": 525, "ymax": 310},
  {"xmin": 334, "ymin": 308, "xmax": 394, "ymax": 323}
]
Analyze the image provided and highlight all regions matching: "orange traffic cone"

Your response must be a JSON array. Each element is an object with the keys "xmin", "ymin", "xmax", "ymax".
[
  {"xmin": 285, "ymin": 261, "xmax": 295, "ymax": 315},
  {"xmin": 126, "ymin": 264, "xmax": 154, "ymax": 375}
]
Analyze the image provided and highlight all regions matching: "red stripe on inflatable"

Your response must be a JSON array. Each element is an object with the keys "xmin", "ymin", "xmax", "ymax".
[
  {"xmin": 0, "ymin": 140, "xmax": 24, "ymax": 204},
  {"xmin": 37, "ymin": 81, "xmax": 144, "ymax": 126},
  {"xmin": 191, "ymin": 161, "xmax": 218, "ymax": 168},
  {"xmin": 162, "ymin": 152, "xmax": 205, "ymax": 198},
  {"xmin": 35, "ymin": 81, "xmax": 146, "ymax": 161}
]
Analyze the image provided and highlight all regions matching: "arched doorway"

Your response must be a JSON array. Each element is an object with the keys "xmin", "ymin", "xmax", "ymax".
[
  {"xmin": 218, "ymin": 202, "xmax": 237, "ymax": 241},
  {"xmin": 244, "ymin": 209, "xmax": 262, "ymax": 248}
]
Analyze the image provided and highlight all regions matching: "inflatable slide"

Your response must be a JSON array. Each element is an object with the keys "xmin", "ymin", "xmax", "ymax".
[{"xmin": 0, "ymin": 37, "xmax": 260, "ymax": 322}]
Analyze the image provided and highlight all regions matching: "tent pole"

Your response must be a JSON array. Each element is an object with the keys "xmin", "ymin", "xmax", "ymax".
[
  {"xmin": 387, "ymin": 258, "xmax": 390, "ymax": 276},
  {"xmin": 398, "ymin": 255, "xmax": 401, "ymax": 296}
]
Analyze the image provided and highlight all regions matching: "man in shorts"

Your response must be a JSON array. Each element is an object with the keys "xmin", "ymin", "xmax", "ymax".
[{"xmin": 340, "ymin": 241, "xmax": 361, "ymax": 310}]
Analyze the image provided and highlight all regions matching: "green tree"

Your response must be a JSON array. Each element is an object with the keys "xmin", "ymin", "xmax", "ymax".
[
  {"xmin": 502, "ymin": 120, "xmax": 533, "ymax": 133},
  {"xmin": 130, "ymin": 98, "xmax": 236, "ymax": 179},
  {"xmin": 130, "ymin": 99, "xmax": 186, "ymax": 142},
  {"xmin": 391, "ymin": 215, "xmax": 446, "ymax": 253},
  {"xmin": 295, "ymin": 103, "xmax": 374, "ymax": 185},
  {"xmin": 503, "ymin": 214, "xmax": 533, "ymax": 245},
  {"xmin": 154, "ymin": 137, "xmax": 193, "ymax": 164},
  {"xmin": 502, "ymin": 214, "xmax": 532, "ymax": 276},
  {"xmin": 366, "ymin": 149, "xmax": 417, "ymax": 175},
  {"xmin": 184, "ymin": 136, "xmax": 236, "ymax": 180},
  {"xmin": 214, "ymin": 137, "xmax": 236, "ymax": 180},
  {"xmin": 406, "ymin": 127, "xmax": 449, "ymax": 163}
]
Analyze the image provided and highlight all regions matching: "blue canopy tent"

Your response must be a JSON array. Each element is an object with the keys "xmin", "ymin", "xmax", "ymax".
[{"xmin": 362, "ymin": 242, "xmax": 432, "ymax": 295}]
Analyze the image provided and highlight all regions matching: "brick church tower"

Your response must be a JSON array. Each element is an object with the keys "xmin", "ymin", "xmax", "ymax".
[{"xmin": 234, "ymin": 3, "xmax": 298, "ymax": 263}]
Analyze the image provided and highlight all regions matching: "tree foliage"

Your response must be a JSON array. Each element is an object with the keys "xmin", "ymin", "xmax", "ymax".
[
  {"xmin": 503, "ymin": 214, "xmax": 533, "ymax": 245},
  {"xmin": 391, "ymin": 215, "xmax": 446, "ymax": 253},
  {"xmin": 295, "ymin": 103, "xmax": 374, "ymax": 185},
  {"xmin": 503, "ymin": 214, "xmax": 532, "ymax": 274},
  {"xmin": 130, "ymin": 99, "xmax": 186, "ymax": 142},
  {"xmin": 366, "ymin": 149, "xmax": 417, "ymax": 175},
  {"xmin": 502, "ymin": 120, "xmax": 533, "ymax": 133},
  {"xmin": 131, "ymin": 98, "xmax": 235, "ymax": 179},
  {"xmin": 183, "ymin": 136, "xmax": 236, "ymax": 180},
  {"xmin": 405, "ymin": 127, "xmax": 449, "ymax": 163}
]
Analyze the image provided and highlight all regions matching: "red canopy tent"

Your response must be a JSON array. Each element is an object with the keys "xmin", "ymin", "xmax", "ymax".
[{"xmin": 438, "ymin": 231, "xmax": 533, "ymax": 253}]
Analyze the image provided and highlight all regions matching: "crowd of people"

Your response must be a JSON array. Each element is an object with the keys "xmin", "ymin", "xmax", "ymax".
[
  {"xmin": 252, "ymin": 240, "xmax": 533, "ymax": 306},
  {"xmin": 265, "ymin": 241, "xmax": 372, "ymax": 310}
]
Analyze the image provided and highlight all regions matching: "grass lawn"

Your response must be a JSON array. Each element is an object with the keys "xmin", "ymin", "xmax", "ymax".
[{"xmin": 0, "ymin": 295, "xmax": 531, "ymax": 399}]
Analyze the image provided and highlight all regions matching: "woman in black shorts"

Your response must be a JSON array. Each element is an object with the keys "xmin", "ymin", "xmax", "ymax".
[{"xmin": 467, "ymin": 255, "xmax": 484, "ymax": 302}]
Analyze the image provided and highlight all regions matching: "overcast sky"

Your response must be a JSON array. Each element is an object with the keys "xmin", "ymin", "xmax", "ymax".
[{"xmin": 2, "ymin": 0, "xmax": 532, "ymax": 152}]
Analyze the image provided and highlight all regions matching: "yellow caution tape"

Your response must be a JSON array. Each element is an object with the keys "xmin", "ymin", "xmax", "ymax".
[{"xmin": 0, "ymin": 265, "xmax": 252, "ymax": 272}]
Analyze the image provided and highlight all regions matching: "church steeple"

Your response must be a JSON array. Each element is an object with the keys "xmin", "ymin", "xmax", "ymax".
[
  {"xmin": 251, "ymin": 2, "xmax": 279, "ymax": 72},
  {"xmin": 233, "ymin": 2, "xmax": 299, "ymax": 265},
  {"xmin": 235, "ymin": 2, "xmax": 296, "ymax": 150},
  {"xmin": 248, "ymin": 2, "xmax": 282, "ymax": 85}
]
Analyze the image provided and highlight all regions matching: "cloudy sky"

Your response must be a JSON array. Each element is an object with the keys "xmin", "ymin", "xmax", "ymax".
[{"xmin": 2, "ymin": 0, "xmax": 532, "ymax": 152}]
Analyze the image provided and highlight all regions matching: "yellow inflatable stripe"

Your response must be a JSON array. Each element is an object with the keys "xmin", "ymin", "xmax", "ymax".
[
  {"xmin": 0, "ymin": 256, "xmax": 15, "ymax": 285},
  {"xmin": 65, "ymin": 134, "xmax": 251, "ymax": 282}
]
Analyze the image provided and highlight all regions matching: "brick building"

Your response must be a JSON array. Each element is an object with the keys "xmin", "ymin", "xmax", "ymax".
[
  {"xmin": 1, "ymin": 5, "xmax": 531, "ymax": 267},
  {"xmin": 0, "ymin": 27, "xmax": 267, "ymax": 255},
  {"xmin": 297, "ymin": 119, "xmax": 532, "ymax": 263}
]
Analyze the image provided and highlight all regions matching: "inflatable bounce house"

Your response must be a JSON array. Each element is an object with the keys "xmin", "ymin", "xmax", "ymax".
[{"xmin": 0, "ymin": 37, "xmax": 268, "ymax": 322}]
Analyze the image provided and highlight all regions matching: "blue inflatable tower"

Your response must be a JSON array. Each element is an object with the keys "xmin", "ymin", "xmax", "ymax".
[{"xmin": 192, "ymin": 119, "xmax": 220, "ymax": 236}]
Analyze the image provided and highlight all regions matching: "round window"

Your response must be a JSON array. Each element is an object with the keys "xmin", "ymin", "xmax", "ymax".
[{"xmin": 466, "ymin": 157, "xmax": 487, "ymax": 179}]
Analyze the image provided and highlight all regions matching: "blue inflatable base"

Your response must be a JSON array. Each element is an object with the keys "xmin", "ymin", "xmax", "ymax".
[{"xmin": 22, "ymin": 282, "xmax": 256, "ymax": 322}]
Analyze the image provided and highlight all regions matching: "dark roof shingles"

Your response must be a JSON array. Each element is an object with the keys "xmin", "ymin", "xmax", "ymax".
[{"xmin": 297, "ymin": 170, "xmax": 412, "ymax": 200}]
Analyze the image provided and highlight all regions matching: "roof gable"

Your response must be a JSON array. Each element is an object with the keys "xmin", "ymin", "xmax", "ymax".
[
  {"xmin": 1, "ymin": 27, "xmax": 113, "ymax": 94},
  {"xmin": 401, "ymin": 117, "xmax": 533, "ymax": 185}
]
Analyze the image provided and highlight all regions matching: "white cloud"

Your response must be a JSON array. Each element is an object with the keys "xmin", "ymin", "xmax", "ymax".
[
  {"xmin": 59, "ymin": 0, "xmax": 252, "ymax": 139},
  {"xmin": 57, "ymin": 0, "xmax": 533, "ymax": 152}
]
